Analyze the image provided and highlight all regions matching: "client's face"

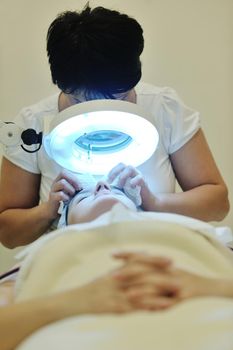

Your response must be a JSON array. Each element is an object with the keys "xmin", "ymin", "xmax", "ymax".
[{"xmin": 68, "ymin": 180, "xmax": 137, "ymax": 224}]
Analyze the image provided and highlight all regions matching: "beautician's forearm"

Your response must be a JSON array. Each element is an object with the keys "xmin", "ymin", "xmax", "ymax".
[
  {"xmin": 0, "ymin": 203, "xmax": 55, "ymax": 248},
  {"xmin": 0, "ymin": 290, "xmax": 87, "ymax": 350},
  {"xmin": 142, "ymin": 184, "xmax": 229, "ymax": 222}
]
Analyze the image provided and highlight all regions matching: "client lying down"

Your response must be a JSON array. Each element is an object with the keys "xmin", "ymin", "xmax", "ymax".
[
  {"xmin": 49, "ymin": 163, "xmax": 149, "ymax": 227},
  {"xmin": 1, "ymin": 166, "xmax": 233, "ymax": 350}
]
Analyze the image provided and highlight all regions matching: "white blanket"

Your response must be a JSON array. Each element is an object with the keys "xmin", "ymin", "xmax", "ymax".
[{"xmin": 15, "ymin": 205, "xmax": 233, "ymax": 350}]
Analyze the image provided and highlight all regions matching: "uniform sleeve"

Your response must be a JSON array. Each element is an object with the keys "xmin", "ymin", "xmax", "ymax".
[
  {"xmin": 160, "ymin": 87, "xmax": 201, "ymax": 154},
  {"xmin": 3, "ymin": 107, "xmax": 41, "ymax": 174}
]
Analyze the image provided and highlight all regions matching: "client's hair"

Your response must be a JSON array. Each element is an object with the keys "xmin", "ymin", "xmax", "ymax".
[{"xmin": 46, "ymin": 3, "xmax": 144, "ymax": 98}]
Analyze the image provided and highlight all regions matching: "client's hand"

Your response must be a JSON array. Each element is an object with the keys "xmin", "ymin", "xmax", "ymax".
[
  {"xmin": 46, "ymin": 170, "xmax": 83, "ymax": 219},
  {"xmin": 70, "ymin": 259, "xmax": 177, "ymax": 314},
  {"xmin": 107, "ymin": 163, "xmax": 154, "ymax": 209},
  {"xmin": 112, "ymin": 252, "xmax": 178, "ymax": 310},
  {"xmin": 112, "ymin": 251, "xmax": 219, "ymax": 309},
  {"xmin": 72, "ymin": 271, "xmax": 136, "ymax": 314}
]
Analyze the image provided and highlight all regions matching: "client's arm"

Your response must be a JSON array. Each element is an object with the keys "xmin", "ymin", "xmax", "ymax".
[
  {"xmin": 113, "ymin": 252, "xmax": 233, "ymax": 307},
  {"xmin": 0, "ymin": 267, "xmax": 142, "ymax": 350}
]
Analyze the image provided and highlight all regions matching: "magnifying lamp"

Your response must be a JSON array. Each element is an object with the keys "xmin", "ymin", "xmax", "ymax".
[
  {"xmin": 0, "ymin": 100, "xmax": 159, "ymax": 175},
  {"xmin": 43, "ymin": 99, "xmax": 159, "ymax": 175}
]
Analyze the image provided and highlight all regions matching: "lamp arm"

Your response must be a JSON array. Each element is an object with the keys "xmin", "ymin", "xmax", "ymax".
[{"xmin": 0, "ymin": 120, "xmax": 43, "ymax": 152}]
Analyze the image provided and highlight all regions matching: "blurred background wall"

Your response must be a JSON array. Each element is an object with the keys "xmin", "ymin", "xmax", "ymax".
[{"xmin": 0, "ymin": 0, "xmax": 232, "ymax": 272}]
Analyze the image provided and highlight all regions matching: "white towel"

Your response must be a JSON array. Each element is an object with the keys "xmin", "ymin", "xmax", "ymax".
[{"xmin": 108, "ymin": 175, "xmax": 142, "ymax": 207}]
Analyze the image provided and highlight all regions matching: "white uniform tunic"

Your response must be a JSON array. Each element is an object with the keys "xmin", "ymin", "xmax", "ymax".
[{"xmin": 3, "ymin": 82, "xmax": 200, "ymax": 205}]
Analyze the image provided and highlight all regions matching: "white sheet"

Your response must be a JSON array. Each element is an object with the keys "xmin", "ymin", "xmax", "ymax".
[
  {"xmin": 15, "ymin": 203, "xmax": 233, "ymax": 263},
  {"xmin": 15, "ymin": 205, "xmax": 233, "ymax": 350}
]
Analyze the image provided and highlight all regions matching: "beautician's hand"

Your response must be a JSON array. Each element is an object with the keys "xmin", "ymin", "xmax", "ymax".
[
  {"xmin": 107, "ymin": 163, "xmax": 154, "ymax": 209},
  {"xmin": 46, "ymin": 170, "xmax": 83, "ymax": 219},
  {"xmin": 107, "ymin": 163, "xmax": 145, "ymax": 188}
]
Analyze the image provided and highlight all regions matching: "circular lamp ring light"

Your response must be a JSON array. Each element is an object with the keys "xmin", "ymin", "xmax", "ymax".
[{"xmin": 44, "ymin": 100, "xmax": 159, "ymax": 175}]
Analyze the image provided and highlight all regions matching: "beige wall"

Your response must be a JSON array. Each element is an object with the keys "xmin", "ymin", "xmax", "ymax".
[{"xmin": 0, "ymin": 0, "xmax": 232, "ymax": 271}]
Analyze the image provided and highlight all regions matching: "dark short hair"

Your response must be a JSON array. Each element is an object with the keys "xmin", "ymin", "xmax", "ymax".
[{"xmin": 47, "ymin": 4, "xmax": 144, "ymax": 97}]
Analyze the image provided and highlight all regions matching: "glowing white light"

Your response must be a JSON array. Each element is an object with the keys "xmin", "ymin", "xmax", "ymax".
[{"xmin": 44, "ymin": 100, "xmax": 159, "ymax": 174}]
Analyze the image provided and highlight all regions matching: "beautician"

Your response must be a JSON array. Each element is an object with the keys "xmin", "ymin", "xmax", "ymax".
[{"xmin": 0, "ymin": 4, "xmax": 229, "ymax": 248}]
